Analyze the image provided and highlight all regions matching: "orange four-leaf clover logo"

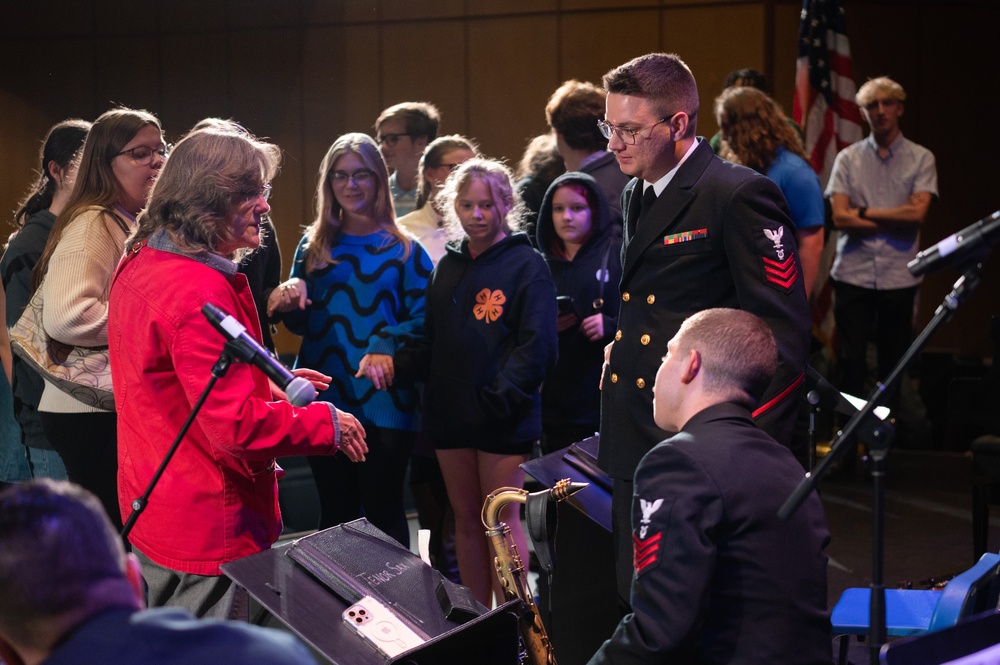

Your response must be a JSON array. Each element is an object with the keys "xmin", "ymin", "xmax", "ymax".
[{"xmin": 473, "ymin": 288, "xmax": 506, "ymax": 323}]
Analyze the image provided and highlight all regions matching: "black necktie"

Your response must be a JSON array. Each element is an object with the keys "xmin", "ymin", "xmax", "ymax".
[{"xmin": 638, "ymin": 186, "xmax": 657, "ymax": 221}]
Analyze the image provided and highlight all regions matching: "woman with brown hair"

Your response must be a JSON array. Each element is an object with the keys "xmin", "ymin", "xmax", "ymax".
[
  {"xmin": 32, "ymin": 107, "xmax": 165, "ymax": 530},
  {"xmin": 715, "ymin": 86, "xmax": 825, "ymax": 297},
  {"xmin": 1, "ymin": 119, "xmax": 91, "ymax": 481}
]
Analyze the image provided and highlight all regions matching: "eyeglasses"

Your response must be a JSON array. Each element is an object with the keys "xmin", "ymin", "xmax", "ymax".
[
  {"xmin": 115, "ymin": 143, "xmax": 171, "ymax": 165},
  {"xmin": 331, "ymin": 169, "xmax": 376, "ymax": 186},
  {"xmin": 376, "ymin": 133, "xmax": 412, "ymax": 147},
  {"xmin": 239, "ymin": 183, "xmax": 272, "ymax": 203},
  {"xmin": 597, "ymin": 117, "xmax": 673, "ymax": 145},
  {"xmin": 436, "ymin": 163, "xmax": 462, "ymax": 173}
]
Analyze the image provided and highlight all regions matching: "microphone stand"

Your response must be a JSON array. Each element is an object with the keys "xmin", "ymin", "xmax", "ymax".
[
  {"xmin": 779, "ymin": 262, "xmax": 985, "ymax": 665},
  {"xmin": 121, "ymin": 341, "xmax": 241, "ymax": 539}
]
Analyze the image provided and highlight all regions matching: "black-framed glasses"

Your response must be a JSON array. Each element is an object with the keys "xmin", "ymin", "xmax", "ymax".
[
  {"xmin": 376, "ymin": 133, "xmax": 412, "ymax": 147},
  {"xmin": 115, "ymin": 143, "xmax": 171, "ymax": 165},
  {"xmin": 597, "ymin": 117, "xmax": 672, "ymax": 145},
  {"xmin": 330, "ymin": 169, "xmax": 376, "ymax": 186}
]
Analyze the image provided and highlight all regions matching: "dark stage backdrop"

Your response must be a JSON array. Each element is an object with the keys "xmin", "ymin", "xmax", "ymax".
[{"xmin": 1, "ymin": 0, "xmax": 996, "ymax": 359}]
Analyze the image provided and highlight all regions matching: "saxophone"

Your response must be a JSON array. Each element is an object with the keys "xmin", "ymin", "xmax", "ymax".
[{"xmin": 482, "ymin": 478, "xmax": 588, "ymax": 665}]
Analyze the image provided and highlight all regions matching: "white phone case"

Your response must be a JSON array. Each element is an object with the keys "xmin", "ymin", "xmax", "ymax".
[{"xmin": 342, "ymin": 595, "xmax": 426, "ymax": 657}]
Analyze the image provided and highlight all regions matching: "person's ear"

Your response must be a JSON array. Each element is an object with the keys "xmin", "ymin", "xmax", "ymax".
[
  {"xmin": 413, "ymin": 136, "xmax": 429, "ymax": 153},
  {"xmin": 671, "ymin": 112, "xmax": 690, "ymax": 141},
  {"xmin": 680, "ymin": 348, "xmax": 701, "ymax": 384},
  {"xmin": 47, "ymin": 160, "xmax": 64, "ymax": 185},
  {"xmin": 124, "ymin": 553, "xmax": 147, "ymax": 609}
]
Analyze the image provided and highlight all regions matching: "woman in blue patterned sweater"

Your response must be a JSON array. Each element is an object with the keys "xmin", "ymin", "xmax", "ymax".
[{"xmin": 270, "ymin": 133, "xmax": 432, "ymax": 546}]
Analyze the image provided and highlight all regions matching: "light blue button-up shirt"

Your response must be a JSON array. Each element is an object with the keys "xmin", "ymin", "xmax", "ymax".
[{"xmin": 825, "ymin": 133, "xmax": 937, "ymax": 289}]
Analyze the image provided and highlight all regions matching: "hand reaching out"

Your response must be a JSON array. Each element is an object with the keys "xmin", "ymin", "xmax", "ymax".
[
  {"xmin": 355, "ymin": 353, "xmax": 395, "ymax": 390},
  {"xmin": 267, "ymin": 278, "xmax": 310, "ymax": 316},
  {"xmin": 336, "ymin": 410, "xmax": 368, "ymax": 462}
]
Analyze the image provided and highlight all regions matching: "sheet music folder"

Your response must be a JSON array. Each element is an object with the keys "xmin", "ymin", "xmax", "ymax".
[
  {"xmin": 284, "ymin": 518, "xmax": 482, "ymax": 637},
  {"xmin": 222, "ymin": 533, "xmax": 519, "ymax": 665}
]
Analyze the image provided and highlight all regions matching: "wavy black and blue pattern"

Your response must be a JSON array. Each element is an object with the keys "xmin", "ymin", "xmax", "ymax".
[{"xmin": 289, "ymin": 232, "xmax": 431, "ymax": 430}]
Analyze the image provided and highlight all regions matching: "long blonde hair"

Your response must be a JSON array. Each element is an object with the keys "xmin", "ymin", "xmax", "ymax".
[{"xmin": 301, "ymin": 133, "xmax": 411, "ymax": 273}]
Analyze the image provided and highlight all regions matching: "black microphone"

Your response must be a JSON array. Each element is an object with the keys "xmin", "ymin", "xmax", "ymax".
[
  {"xmin": 201, "ymin": 302, "xmax": 316, "ymax": 407},
  {"xmin": 908, "ymin": 210, "xmax": 1000, "ymax": 276}
]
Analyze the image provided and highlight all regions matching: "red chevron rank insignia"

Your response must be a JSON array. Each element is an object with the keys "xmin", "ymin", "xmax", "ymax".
[
  {"xmin": 762, "ymin": 255, "xmax": 799, "ymax": 289},
  {"xmin": 755, "ymin": 225, "xmax": 800, "ymax": 292},
  {"xmin": 633, "ymin": 531, "xmax": 662, "ymax": 575}
]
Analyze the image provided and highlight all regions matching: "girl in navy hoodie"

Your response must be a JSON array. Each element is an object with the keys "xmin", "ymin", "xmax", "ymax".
[
  {"xmin": 418, "ymin": 158, "xmax": 557, "ymax": 606},
  {"xmin": 536, "ymin": 172, "xmax": 622, "ymax": 452}
]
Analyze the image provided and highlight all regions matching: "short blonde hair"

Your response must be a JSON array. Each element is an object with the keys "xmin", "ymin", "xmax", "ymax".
[{"xmin": 855, "ymin": 77, "xmax": 906, "ymax": 107}]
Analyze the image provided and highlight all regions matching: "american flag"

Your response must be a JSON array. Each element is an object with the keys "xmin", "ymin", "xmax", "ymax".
[{"xmin": 793, "ymin": 0, "xmax": 863, "ymax": 188}]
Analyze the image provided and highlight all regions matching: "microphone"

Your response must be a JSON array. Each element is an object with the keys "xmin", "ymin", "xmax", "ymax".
[
  {"xmin": 908, "ymin": 210, "xmax": 1000, "ymax": 276},
  {"xmin": 201, "ymin": 302, "xmax": 316, "ymax": 407}
]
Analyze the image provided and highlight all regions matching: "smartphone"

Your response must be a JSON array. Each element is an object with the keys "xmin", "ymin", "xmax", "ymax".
[
  {"xmin": 342, "ymin": 595, "xmax": 426, "ymax": 658},
  {"xmin": 556, "ymin": 295, "xmax": 577, "ymax": 316}
]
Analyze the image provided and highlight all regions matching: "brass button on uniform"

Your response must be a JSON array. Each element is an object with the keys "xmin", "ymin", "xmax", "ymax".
[
  {"xmin": 611, "ymin": 373, "xmax": 619, "ymax": 384},
  {"xmin": 640, "ymin": 334, "xmax": 651, "ymax": 345},
  {"xmin": 622, "ymin": 292, "xmax": 630, "ymax": 302},
  {"xmin": 615, "ymin": 330, "xmax": 622, "ymax": 341},
  {"xmin": 647, "ymin": 294, "xmax": 656, "ymax": 304},
  {"xmin": 636, "ymin": 378, "xmax": 646, "ymax": 389}
]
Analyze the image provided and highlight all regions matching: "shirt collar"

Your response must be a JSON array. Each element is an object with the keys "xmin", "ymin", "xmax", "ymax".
[
  {"xmin": 864, "ymin": 131, "xmax": 905, "ymax": 159},
  {"xmin": 646, "ymin": 138, "xmax": 700, "ymax": 196},
  {"xmin": 148, "ymin": 228, "xmax": 238, "ymax": 276}
]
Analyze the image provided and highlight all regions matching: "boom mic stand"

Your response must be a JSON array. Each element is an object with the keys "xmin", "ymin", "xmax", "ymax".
[
  {"xmin": 779, "ymin": 262, "xmax": 985, "ymax": 665},
  {"xmin": 121, "ymin": 340, "xmax": 243, "ymax": 539}
]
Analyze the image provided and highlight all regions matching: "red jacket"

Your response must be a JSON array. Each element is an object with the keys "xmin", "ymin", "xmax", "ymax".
[{"xmin": 110, "ymin": 241, "xmax": 340, "ymax": 575}]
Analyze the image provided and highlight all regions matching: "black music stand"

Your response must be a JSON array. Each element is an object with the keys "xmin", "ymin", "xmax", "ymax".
[
  {"xmin": 521, "ymin": 435, "xmax": 619, "ymax": 665},
  {"xmin": 222, "ymin": 537, "xmax": 519, "ymax": 664}
]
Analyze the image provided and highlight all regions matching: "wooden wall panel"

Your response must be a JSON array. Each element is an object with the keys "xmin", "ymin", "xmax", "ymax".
[
  {"xmin": 91, "ymin": 37, "xmax": 163, "ymax": 116},
  {"xmin": 159, "ymin": 33, "xmax": 229, "ymax": 140},
  {"xmin": 770, "ymin": 2, "xmax": 801, "ymax": 111},
  {"xmin": 468, "ymin": 1, "xmax": 557, "ymax": 16},
  {"xmin": 380, "ymin": 20, "xmax": 468, "ymax": 136},
  {"xmin": 559, "ymin": 10, "xmax": 661, "ymax": 85},
  {"xmin": 562, "ymin": 0, "xmax": 657, "ymax": 9},
  {"xmin": 661, "ymin": 4, "xmax": 766, "ymax": 138},
  {"xmin": 304, "ymin": 0, "xmax": 383, "ymax": 25},
  {"xmin": 301, "ymin": 24, "xmax": 381, "ymax": 183},
  {"xmin": 160, "ymin": 0, "xmax": 227, "ymax": 33},
  {"xmin": 385, "ymin": 0, "xmax": 468, "ymax": 22},
  {"xmin": 466, "ymin": 15, "xmax": 559, "ymax": 164}
]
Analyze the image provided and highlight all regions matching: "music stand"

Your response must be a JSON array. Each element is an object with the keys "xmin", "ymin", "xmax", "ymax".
[{"xmin": 222, "ymin": 536, "xmax": 519, "ymax": 664}]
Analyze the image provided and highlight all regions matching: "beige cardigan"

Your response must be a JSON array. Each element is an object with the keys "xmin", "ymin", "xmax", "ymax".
[{"xmin": 39, "ymin": 206, "xmax": 132, "ymax": 413}]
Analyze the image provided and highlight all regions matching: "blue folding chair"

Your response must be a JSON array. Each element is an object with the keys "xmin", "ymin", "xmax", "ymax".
[{"xmin": 831, "ymin": 552, "xmax": 1000, "ymax": 664}]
